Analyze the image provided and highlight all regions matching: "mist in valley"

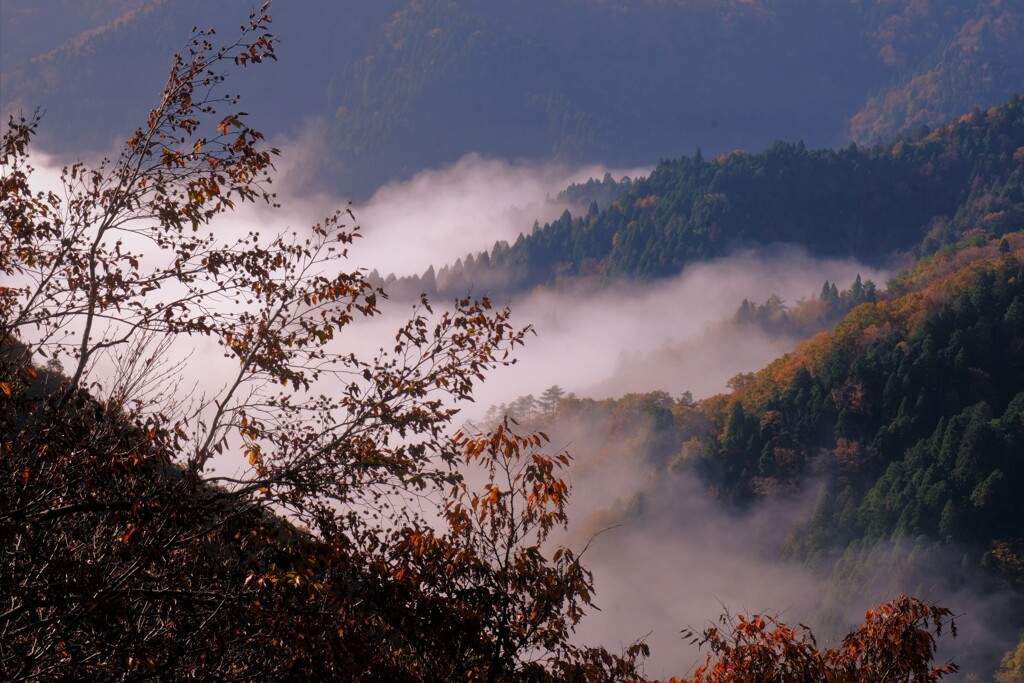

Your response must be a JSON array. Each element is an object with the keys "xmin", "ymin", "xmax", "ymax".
[
  {"xmin": 530, "ymin": 407, "xmax": 1021, "ymax": 677},
  {"xmin": 16, "ymin": 134, "xmax": 1019, "ymax": 679},
  {"xmin": 333, "ymin": 160, "xmax": 1016, "ymax": 677}
]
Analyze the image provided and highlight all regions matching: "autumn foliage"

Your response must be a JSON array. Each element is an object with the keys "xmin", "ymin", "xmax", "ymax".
[
  {"xmin": 675, "ymin": 596, "xmax": 957, "ymax": 683},
  {"xmin": 0, "ymin": 5, "xmax": 634, "ymax": 678}
]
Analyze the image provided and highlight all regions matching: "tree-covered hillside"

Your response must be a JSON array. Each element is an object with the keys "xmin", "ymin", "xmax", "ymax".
[
  {"xmin": 702, "ymin": 234, "xmax": 1024, "ymax": 675},
  {"xmin": 389, "ymin": 94, "xmax": 1024, "ymax": 298},
  {"xmin": 523, "ymin": 235, "xmax": 1024, "ymax": 574},
  {"xmin": 501, "ymin": 235, "xmax": 1024, "ymax": 678},
  {"xmin": 696, "ymin": 236, "xmax": 1024, "ymax": 522}
]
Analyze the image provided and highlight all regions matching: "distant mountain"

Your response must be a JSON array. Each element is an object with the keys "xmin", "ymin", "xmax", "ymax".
[
  {"xmin": 387, "ymin": 93, "xmax": 1024, "ymax": 299},
  {"xmin": 0, "ymin": 0, "xmax": 146, "ymax": 66},
  {"xmin": 2, "ymin": 0, "xmax": 1022, "ymax": 197},
  {"xmin": 848, "ymin": 0, "xmax": 1024, "ymax": 143}
]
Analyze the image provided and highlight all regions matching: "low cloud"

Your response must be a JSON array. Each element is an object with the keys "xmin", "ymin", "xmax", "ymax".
[
  {"xmin": 564, "ymin": 471, "xmax": 1019, "ymax": 677},
  {"xmin": 470, "ymin": 247, "xmax": 890, "ymax": 412},
  {"xmin": 349, "ymin": 153, "xmax": 649, "ymax": 278},
  {"xmin": 540, "ymin": 411, "xmax": 1017, "ymax": 677},
  {"xmin": 239, "ymin": 121, "xmax": 650, "ymax": 278},
  {"xmin": 572, "ymin": 478, "xmax": 827, "ymax": 678}
]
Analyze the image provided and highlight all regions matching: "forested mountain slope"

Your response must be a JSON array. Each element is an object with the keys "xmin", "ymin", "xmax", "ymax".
[
  {"xmin": 389, "ymin": 94, "xmax": 1024, "ymax": 298},
  {"xmin": 529, "ymin": 235, "xmax": 1024, "ymax": 573},
  {"xmin": 505, "ymin": 235, "xmax": 1024, "ymax": 677},
  {"xmin": 699, "ymin": 234, "xmax": 1024, "ymax": 675},
  {"xmin": 698, "ymin": 237, "xmax": 1024, "ymax": 521},
  {"xmin": 3, "ymin": 0, "xmax": 1022, "ymax": 197}
]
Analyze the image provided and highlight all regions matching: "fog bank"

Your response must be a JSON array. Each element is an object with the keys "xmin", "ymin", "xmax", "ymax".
[{"xmin": 471, "ymin": 248, "xmax": 890, "ymax": 413}]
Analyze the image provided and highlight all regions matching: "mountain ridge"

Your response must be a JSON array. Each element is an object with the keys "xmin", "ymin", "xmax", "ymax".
[
  {"xmin": 384, "ymin": 93, "xmax": 1024, "ymax": 300},
  {"xmin": 4, "ymin": 0, "xmax": 1022, "ymax": 198}
]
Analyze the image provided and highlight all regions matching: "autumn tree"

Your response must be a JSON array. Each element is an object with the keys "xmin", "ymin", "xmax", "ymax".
[
  {"xmin": 0, "ymin": 3, "xmax": 533, "ymax": 540},
  {"xmin": 997, "ymin": 635, "xmax": 1024, "ymax": 683},
  {"xmin": 0, "ymin": 4, "xmax": 547, "ymax": 678},
  {"xmin": 366, "ymin": 418, "xmax": 649, "ymax": 681},
  {"xmin": 0, "ymin": 5, "xmax": 656, "ymax": 680},
  {"xmin": 540, "ymin": 384, "xmax": 566, "ymax": 418},
  {"xmin": 676, "ymin": 595, "xmax": 958, "ymax": 683}
]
